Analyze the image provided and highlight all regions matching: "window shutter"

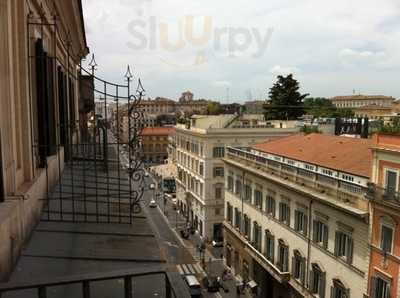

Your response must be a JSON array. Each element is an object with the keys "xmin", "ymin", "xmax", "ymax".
[
  {"xmin": 323, "ymin": 225, "xmax": 329, "ymax": 249},
  {"xmin": 347, "ymin": 237, "xmax": 353, "ymax": 264},
  {"xmin": 46, "ymin": 57, "xmax": 56, "ymax": 156},
  {"xmin": 291, "ymin": 256, "xmax": 295, "ymax": 276},
  {"xmin": 309, "ymin": 269, "xmax": 314, "ymax": 292},
  {"xmin": 385, "ymin": 282, "xmax": 390, "ymax": 298},
  {"xmin": 304, "ymin": 215, "xmax": 308, "ymax": 236},
  {"xmin": 330, "ymin": 286, "xmax": 334, "ymax": 298},
  {"xmin": 320, "ymin": 271, "xmax": 326, "ymax": 298},
  {"xmin": 344, "ymin": 288, "xmax": 350, "ymax": 298},
  {"xmin": 35, "ymin": 39, "xmax": 48, "ymax": 167},
  {"xmin": 301, "ymin": 258, "xmax": 306, "ymax": 285},
  {"xmin": 287, "ymin": 206, "xmax": 291, "ymax": 226},
  {"xmin": 272, "ymin": 199, "xmax": 276, "ymax": 218},
  {"xmin": 334, "ymin": 231, "xmax": 340, "ymax": 256},
  {"xmin": 370, "ymin": 277, "xmax": 376, "ymax": 297},
  {"xmin": 313, "ymin": 221, "xmax": 318, "ymax": 242}
]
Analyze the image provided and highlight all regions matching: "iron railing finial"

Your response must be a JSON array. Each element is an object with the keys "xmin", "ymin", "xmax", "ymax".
[
  {"xmin": 88, "ymin": 54, "xmax": 98, "ymax": 75},
  {"xmin": 124, "ymin": 65, "xmax": 133, "ymax": 81}
]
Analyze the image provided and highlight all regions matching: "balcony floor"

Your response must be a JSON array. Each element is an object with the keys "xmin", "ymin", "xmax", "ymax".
[{"xmin": 0, "ymin": 150, "xmax": 171, "ymax": 297}]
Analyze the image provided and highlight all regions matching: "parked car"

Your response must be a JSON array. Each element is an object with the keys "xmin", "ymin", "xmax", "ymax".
[
  {"xmin": 202, "ymin": 276, "xmax": 220, "ymax": 292},
  {"xmin": 149, "ymin": 199, "xmax": 157, "ymax": 208},
  {"xmin": 212, "ymin": 239, "xmax": 224, "ymax": 247},
  {"xmin": 184, "ymin": 275, "xmax": 202, "ymax": 297}
]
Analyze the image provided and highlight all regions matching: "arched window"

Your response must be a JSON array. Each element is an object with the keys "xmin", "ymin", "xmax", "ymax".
[
  {"xmin": 292, "ymin": 249, "xmax": 306, "ymax": 285},
  {"xmin": 310, "ymin": 262, "xmax": 326, "ymax": 297},
  {"xmin": 264, "ymin": 229, "xmax": 274, "ymax": 262},
  {"xmin": 331, "ymin": 278, "xmax": 349, "ymax": 298}
]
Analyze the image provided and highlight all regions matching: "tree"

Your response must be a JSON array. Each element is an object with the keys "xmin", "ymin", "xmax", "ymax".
[
  {"xmin": 304, "ymin": 97, "xmax": 334, "ymax": 118},
  {"xmin": 264, "ymin": 74, "xmax": 309, "ymax": 120},
  {"xmin": 206, "ymin": 101, "xmax": 221, "ymax": 115},
  {"xmin": 378, "ymin": 117, "xmax": 400, "ymax": 135},
  {"xmin": 300, "ymin": 125, "xmax": 322, "ymax": 134},
  {"xmin": 304, "ymin": 97, "xmax": 355, "ymax": 118}
]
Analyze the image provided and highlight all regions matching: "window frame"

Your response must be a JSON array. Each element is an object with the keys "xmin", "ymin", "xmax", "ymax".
[
  {"xmin": 294, "ymin": 209, "xmax": 308, "ymax": 236},
  {"xmin": 313, "ymin": 219, "xmax": 329, "ymax": 249},
  {"xmin": 277, "ymin": 239, "xmax": 289, "ymax": 272},
  {"xmin": 279, "ymin": 201, "xmax": 291, "ymax": 226},
  {"xmin": 380, "ymin": 222, "xmax": 394, "ymax": 254},
  {"xmin": 334, "ymin": 230, "xmax": 353, "ymax": 264},
  {"xmin": 264, "ymin": 230, "xmax": 275, "ymax": 262}
]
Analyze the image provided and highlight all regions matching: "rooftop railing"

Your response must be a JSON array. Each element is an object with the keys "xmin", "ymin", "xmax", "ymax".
[
  {"xmin": 0, "ymin": 268, "xmax": 190, "ymax": 298},
  {"xmin": 226, "ymin": 147, "xmax": 366, "ymax": 207}
]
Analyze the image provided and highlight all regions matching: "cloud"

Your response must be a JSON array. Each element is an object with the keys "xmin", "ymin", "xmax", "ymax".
[
  {"xmin": 81, "ymin": 0, "xmax": 400, "ymax": 100},
  {"xmin": 339, "ymin": 48, "xmax": 386, "ymax": 59},
  {"xmin": 269, "ymin": 65, "xmax": 299, "ymax": 76},
  {"xmin": 212, "ymin": 80, "xmax": 232, "ymax": 87}
]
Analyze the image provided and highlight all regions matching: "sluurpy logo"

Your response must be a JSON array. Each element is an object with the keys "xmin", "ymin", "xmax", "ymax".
[{"xmin": 127, "ymin": 16, "xmax": 273, "ymax": 68}]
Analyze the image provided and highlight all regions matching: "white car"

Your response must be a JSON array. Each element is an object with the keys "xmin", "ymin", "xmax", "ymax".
[{"xmin": 149, "ymin": 199, "xmax": 157, "ymax": 208}]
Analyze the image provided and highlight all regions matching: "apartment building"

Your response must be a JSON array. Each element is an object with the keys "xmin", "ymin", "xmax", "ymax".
[
  {"xmin": 366, "ymin": 134, "xmax": 400, "ymax": 298},
  {"xmin": 223, "ymin": 134, "xmax": 372, "ymax": 298},
  {"xmin": 141, "ymin": 127, "xmax": 175, "ymax": 164},
  {"xmin": 0, "ymin": 0, "xmax": 87, "ymax": 279},
  {"xmin": 173, "ymin": 115, "xmax": 299, "ymax": 241}
]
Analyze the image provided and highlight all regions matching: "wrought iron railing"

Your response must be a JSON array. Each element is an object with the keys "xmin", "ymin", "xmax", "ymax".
[
  {"xmin": 0, "ymin": 268, "xmax": 190, "ymax": 298},
  {"xmin": 366, "ymin": 183, "xmax": 400, "ymax": 205}
]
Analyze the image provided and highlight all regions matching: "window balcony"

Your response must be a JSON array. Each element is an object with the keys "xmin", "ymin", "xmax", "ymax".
[
  {"xmin": 223, "ymin": 221, "xmax": 290, "ymax": 284},
  {"xmin": 366, "ymin": 183, "xmax": 400, "ymax": 207}
]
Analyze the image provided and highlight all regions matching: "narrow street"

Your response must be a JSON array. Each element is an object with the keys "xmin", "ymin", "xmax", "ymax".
[{"xmin": 141, "ymin": 174, "xmax": 243, "ymax": 298}]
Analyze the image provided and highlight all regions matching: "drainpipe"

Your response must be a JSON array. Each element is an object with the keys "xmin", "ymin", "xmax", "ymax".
[{"xmin": 306, "ymin": 199, "xmax": 313, "ymax": 288}]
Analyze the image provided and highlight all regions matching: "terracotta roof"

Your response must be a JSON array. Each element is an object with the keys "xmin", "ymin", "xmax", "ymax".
[
  {"xmin": 141, "ymin": 127, "xmax": 175, "ymax": 136},
  {"xmin": 252, "ymin": 134, "xmax": 372, "ymax": 177},
  {"xmin": 331, "ymin": 95, "xmax": 395, "ymax": 101}
]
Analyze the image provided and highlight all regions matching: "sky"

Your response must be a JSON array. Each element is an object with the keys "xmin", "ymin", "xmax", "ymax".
[{"xmin": 82, "ymin": 0, "xmax": 400, "ymax": 102}]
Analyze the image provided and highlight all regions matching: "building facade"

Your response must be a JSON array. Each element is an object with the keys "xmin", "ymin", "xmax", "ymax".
[
  {"xmin": 173, "ymin": 115, "xmax": 299, "ymax": 241},
  {"xmin": 244, "ymin": 100, "xmax": 265, "ymax": 114},
  {"xmin": 223, "ymin": 134, "xmax": 372, "ymax": 298},
  {"xmin": 331, "ymin": 95, "xmax": 395, "ymax": 109},
  {"xmin": 141, "ymin": 127, "xmax": 175, "ymax": 164},
  {"xmin": 0, "ymin": 0, "xmax": 87, "ymax": 279},
  {"xmin": 366, "ymin": 134, "xmax": 400, "ymax": 298}
]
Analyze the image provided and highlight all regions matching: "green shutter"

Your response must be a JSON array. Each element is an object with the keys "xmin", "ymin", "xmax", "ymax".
[
  {"xmin": 313, "ymin": 221, "xmax": 318, "ymax": 242},
  {"xmin": 323, "ymin": 225, "xmax": 329, "ymax": 249},
  {"xmin": 347, "ymin": 237, "xmax": 353, "ymax": 264},
  {"xmin": 320, "ymin": 271, "xmax": 326, "ymax": 298},
  {"xmin": 304, "ymin": 215, "xmax": 308, "ymax": 236},
  {"xmin": 334, "ymin": 231, "xmax": 340, "ymax": 256}
]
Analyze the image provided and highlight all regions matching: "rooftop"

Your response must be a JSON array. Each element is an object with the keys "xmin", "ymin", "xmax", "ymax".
[
  {"xmin": 372, "ymin": 133, "xmax": 400, "ymax": 152},
  {"xmin": 331, "ymin": 95, "xmax": 395, "ymax": 101},
  {"xmin": 252, "ymin": 133, "xmax": 373, "ymax": 177},
  {"xmin": 141, "ymin": 127, "xmax": 176, "ymax": 136}
]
